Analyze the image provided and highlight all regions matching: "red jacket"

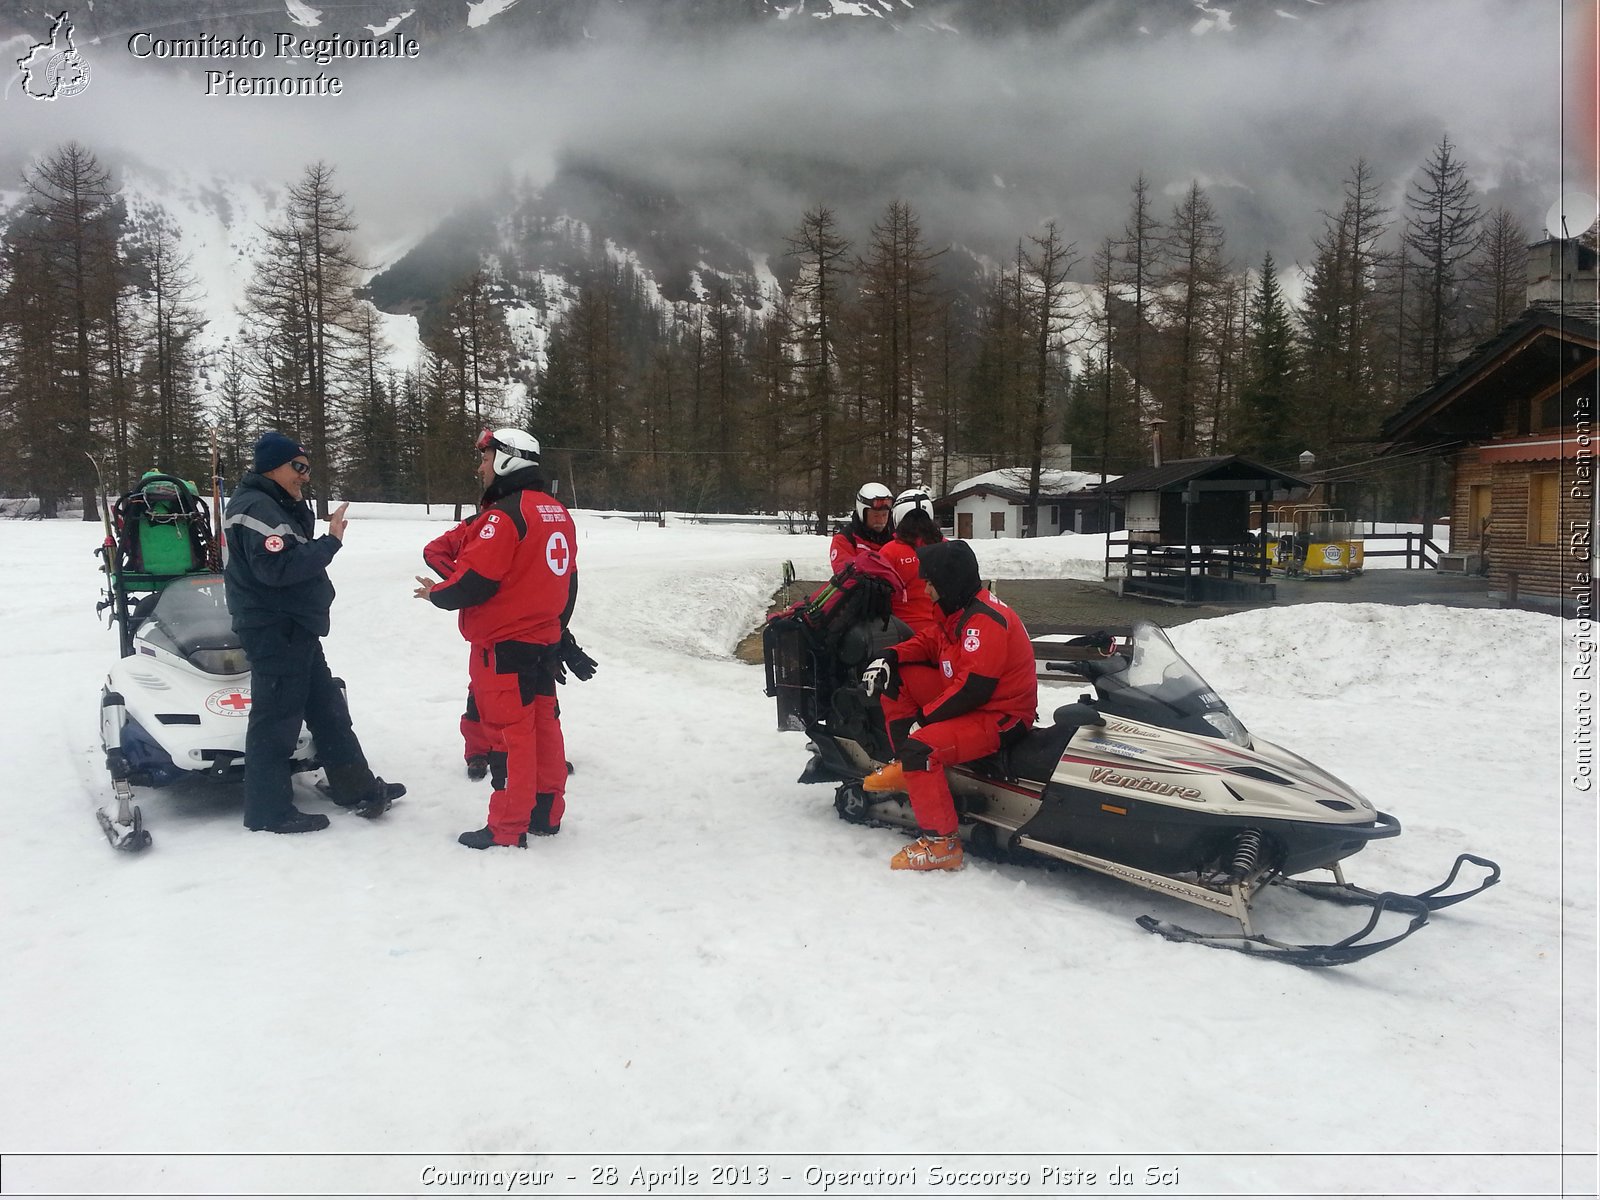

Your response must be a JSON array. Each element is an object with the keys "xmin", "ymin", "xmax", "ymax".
[
  {"xmin": 423, "ymin": 518, "xmax": 472, "ymax": 579},
  {"xmin": 427, "ymin": 485, "xmax": 576, "ymax": 648},
  {"xmin": 828, "ymin": 522, "xmax": 891, "ymax": 574},
  {"xmin": 887, "ymin": 588, "xmax": 1037, "ymax": 727},
  {"xmin": 877, "ymin": 537, "xmax": 940, "ymax": 633}
]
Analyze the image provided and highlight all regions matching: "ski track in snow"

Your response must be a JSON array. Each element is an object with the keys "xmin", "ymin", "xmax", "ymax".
[{"xmin": 0, "ymin": 512, "xmax": 1590, "ymax": 1182}]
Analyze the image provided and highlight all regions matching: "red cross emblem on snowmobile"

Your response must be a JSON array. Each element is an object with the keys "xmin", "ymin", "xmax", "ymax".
[
  {"xmin": 206, "ymin": 688, "xmax": 252, "ymax": 716},
  {"xmin": 546, "ymin": 530, "xmax": 570, "ymax": 576}
]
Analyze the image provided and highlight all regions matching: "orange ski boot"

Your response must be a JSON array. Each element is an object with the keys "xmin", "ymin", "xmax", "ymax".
[
  {"xmin": 862, "ymin": 760, "xmax": 908, "ymax": 794},
  {"xmin": 890, "ymin": 834, "xmax": 964, "ymax": 871}
]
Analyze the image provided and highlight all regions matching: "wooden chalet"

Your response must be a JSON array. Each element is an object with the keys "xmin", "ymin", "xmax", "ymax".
[{"xmin": 1378, "ymin": 305, "xmax": 1598, "ymax": 610}]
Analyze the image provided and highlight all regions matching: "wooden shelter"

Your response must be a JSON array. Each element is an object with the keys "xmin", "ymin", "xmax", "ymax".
[{"xmin": 1093, "ymin": 455, "xmax": 1309, "ymax": 603}]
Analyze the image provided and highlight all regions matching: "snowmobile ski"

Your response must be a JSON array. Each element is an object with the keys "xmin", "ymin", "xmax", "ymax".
[
  {"xmin": 1276, "ymin": 852, "xmax": 1501, "ymax": 912},
  {"xmin": 1135, "ymin": 888, "xmax": 1432, "ymax": 967},
  {"xmin": 96, "ymin": 791, "xmax": 152, "ymax": 853}
]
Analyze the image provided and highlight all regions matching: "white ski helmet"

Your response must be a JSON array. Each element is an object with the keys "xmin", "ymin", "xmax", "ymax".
[
  {"xmin": 476, "ymin": 427, "xmax": 540, "ymax": 476},
  {"xmin": 854, "ymin": 482, "xmax": 893, "ymax": 523},
  {"xmin": 893, "ymin": 486, "xmax": 934, "ymax": 526}
]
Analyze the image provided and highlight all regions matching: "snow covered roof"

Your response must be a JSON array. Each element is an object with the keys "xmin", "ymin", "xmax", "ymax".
[{"xmin": 941, "ymin": 467, "xmax": 1114, "ymax": 505}]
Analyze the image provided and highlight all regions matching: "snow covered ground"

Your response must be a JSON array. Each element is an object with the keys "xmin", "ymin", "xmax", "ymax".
[{"xmin": 0, "ymin": 510, "xmax": 1593, "ymax": 1199}]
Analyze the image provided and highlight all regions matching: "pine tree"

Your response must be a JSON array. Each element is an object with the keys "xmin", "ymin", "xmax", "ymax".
[
  {"xmin": 1236, "ymin": 254, "xmax": 1298, "ymax": 463},
  {"xmin": 785, "ymin": 206, "xmax": 852, "ymax": 530},
  {"xmin": 430, "ymin": 266, "xmax": 515, "ymax": 430},
  {"xmin": 1020, "ymin": 219, "xmax": 1079, "ymax": 535},
  {"xmin": 128, "ymin": 206, "xmax": 208, "ymax": 478},
  {"xmin": 13, "ymin": 143, "xmax": 127, "ymax": 515},
  {"xmin": 856, "ymin": 199, "xmax": 944, "ymax": 483},
  {"xmin": 343, "ymin": 305, "xmax": 400, "ymax": 500},
  {"xmin": 1299, "ymin": 159, "xmax": 1392, "ymax": 454},
  {"xmin": 1112, "ymin": 174, "xmax": 1163, "ymax": 443},
  {"xmin": 241, "ymin": 161, "xmax": 365, "ymax": 515},
  {"xmin": 1157, "ymin": 181, "xmax": 1228, "ymax": 456},
  {"xmin": 1401, "ymin": 136, "xmax": 1481, "ymax": 388},
  {"xmin": 214, "ymin": 341, "xmax": 255, "ymax": 483},
  {"xmin": 1464, "ymin": 206, "xmax": 1530, "ymax": 339}
]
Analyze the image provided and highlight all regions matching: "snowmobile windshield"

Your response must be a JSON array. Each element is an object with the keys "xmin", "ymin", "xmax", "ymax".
[
  {"xmin": 1089, "ymin": 622, "xmax": 1251, "ymax": 746},
  {"xmin": 138, "ymin": 574, "xmax": 249, "ymax": 675}
]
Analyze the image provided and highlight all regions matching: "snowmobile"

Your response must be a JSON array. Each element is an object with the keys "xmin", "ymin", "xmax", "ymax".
[
  {"xmin": 91, "ymin": 470, "xmax": 320, "ymax": 851},
  {"xmin": 763, "ymin": 609, "xmax": 1499, "ymax": 966}
]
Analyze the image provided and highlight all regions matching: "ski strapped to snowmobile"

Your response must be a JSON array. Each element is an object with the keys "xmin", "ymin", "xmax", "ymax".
[{"xmin": 764, "ymin": 608, "xmax": 1501, "ymax": 966}]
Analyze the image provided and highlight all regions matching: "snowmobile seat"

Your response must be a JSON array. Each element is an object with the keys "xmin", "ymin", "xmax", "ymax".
[{"xmin": 968, "ymin": 702, "xmax": 1104, "ymax": 784}]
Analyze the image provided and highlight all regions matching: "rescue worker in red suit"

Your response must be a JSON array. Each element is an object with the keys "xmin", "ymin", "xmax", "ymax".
[
  {"xmin": 422, "ymin": 518, "xmax": 494, "ymax": 780},
  {"xmin": 877, "ymin": 486, "xmax": 944, "ymax": 635},
  {"xmin": 828, "ymin": 482, "xmax": 894, "ymax": 575},
  {"xmin": 858, "ymin": 539, "xmax": 1038, "ymax": 871},
  {"xmin": 414, "ymin": 428, "xmax": 576, "ymax": 849}
]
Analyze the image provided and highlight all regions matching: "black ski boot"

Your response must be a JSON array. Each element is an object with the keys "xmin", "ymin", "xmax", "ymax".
[
  {"xmin": 457, "ymin": 826, "xmax": 526, "ymax": 850},
  {"xmin": 466, "ymin": 755, "xmax": 489, "ymax": 781},
  {"xmin": 247, "ymin": 808, "xmax": 330, "ymax": 834}
]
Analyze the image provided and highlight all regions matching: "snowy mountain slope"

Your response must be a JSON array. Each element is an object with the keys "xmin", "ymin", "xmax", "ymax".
[
  {"xmin": 17, "ymin": 0, "xmax": 1342, "ymax": 51},
  {"xmin": 0, "ymin": 512, "xmax": 1590, "ymax": 1195}
]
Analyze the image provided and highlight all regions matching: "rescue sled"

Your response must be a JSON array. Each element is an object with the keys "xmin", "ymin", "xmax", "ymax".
[{"xmin": 763, "ymin": 608, "xmax": 1498, "ymax": 966}]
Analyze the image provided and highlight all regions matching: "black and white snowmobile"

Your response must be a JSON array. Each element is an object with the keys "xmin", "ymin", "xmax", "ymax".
[
  {"xmin": 764, "ymin": 613, "xmax": 1500, "ymax": 966},
  {"xmin": 91, "ymin": 471, "xmax": 320, "ymax": 851}
]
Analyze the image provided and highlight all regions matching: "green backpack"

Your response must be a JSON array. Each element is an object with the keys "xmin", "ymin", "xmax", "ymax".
[{"xmin": 114, "ymin": 472, "xmax": 216, "ymax": 582}]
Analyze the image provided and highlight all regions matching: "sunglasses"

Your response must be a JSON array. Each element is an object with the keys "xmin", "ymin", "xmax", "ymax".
[{"xmin": 288, "ymin": 460, "xmax": 311, "ymax": 476}]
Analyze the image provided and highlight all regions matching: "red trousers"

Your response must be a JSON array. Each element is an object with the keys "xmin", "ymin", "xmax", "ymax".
[
  {"xmin": 881, "ymin": 663, "xmax": 1015, "ymax": 836},
  {"xmin": 469, "ymin": 646, "xmax": 567, "ymax": 845}
]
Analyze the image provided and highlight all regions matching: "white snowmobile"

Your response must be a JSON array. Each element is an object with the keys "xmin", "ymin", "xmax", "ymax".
[
  {"xmin": 91, "ymin": 471, "xmax": 318, "ymax": 851},
  {"xmin": 764, "ymin": 609, "xmax": 1499, "ymax": 967}
]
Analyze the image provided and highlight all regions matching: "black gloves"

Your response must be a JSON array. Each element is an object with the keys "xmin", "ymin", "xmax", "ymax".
[{"xmin": 559, "ymin": 629, "xmax": 598, "ymax": 682}]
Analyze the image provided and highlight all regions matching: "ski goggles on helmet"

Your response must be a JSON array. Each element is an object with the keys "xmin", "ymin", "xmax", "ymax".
[
  {"xmin": 475, "ymin": 428, "xmax": 539, "ymax": 464},
  {"xmin": 861, "ymin": 495, "xmax": 892, "ymax": 511}
]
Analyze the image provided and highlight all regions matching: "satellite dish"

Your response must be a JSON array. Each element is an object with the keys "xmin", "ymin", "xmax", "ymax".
[{"xmin": 1546, "ymin": 191, "xmax": 1599, "ymax": 239}]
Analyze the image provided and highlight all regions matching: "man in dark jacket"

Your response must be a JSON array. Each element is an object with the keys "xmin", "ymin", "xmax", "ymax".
[{"xmin": 224, "ymin": 431, "xmax": 403, "ymax": 834}]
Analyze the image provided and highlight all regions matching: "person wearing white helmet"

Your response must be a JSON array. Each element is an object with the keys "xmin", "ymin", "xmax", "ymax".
[
  {"xmin": 415, "ymin": 427, "xmax": 593, "ymax": 849},
  {"xmin": 828, "ymin": 481, "xmax": 895, "ymax": 574},
  {"xmin": 878, "ymin": 486, "xmax": 945, "ymax": 635}
]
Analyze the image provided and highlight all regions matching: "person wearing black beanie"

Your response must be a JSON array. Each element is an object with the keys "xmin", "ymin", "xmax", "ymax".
[
  {"xmin": 856, "ymin": 539, "xmax": 1038, "ymax": 871},
  {"xmin": 223, "ymin": 431, "xmax": 405, "ymax": 833}
]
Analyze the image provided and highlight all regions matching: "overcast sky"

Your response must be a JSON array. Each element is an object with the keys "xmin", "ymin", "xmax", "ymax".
[{"xmin": 0, "ymin": 0, "xmax": 1584, "ymax": 277}]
